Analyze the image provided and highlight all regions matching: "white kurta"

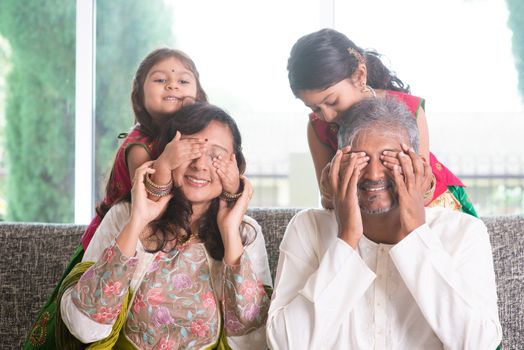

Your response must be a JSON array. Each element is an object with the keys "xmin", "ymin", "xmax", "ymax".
[
  {"xmin": 267, "ymin": 207, "xmax": 502, "ymax": 350},
  {"xmin": 61, "ymin": 202, "xmax": 272, "ymax": 349}
]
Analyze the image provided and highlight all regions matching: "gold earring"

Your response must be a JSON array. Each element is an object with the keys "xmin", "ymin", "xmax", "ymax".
[{"xmin": 360, "ymin": 83, "xmax": 377, "ymax": 98}]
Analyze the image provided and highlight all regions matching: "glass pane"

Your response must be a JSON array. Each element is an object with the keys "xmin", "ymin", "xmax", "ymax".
[
  {"xmin": 94, "ymin": 0, "xmax": 177, "ymax": 204},
  {"xmin": 94, "ymin": 0, "xmax": 323, "ymax": 209},
  {"xmin": 0, "ymin": 2, "xmax": 76, "ymax": 222},
  {"xmin": 335, "ymin": 0, "xmax": 524, "ymax": 215},
  {"xmin": 171, "ymin": 0, "xmax": 322, "ymax": 207}
]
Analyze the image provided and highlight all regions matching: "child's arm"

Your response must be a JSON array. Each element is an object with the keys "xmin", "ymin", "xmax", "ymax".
[
  {"xmin": 307, "ymin": 122, "xmax": 336, "ymax": 209},
  {"xmin": 126, "ymin": 145, "xmax": 153, "ymax": 181}
]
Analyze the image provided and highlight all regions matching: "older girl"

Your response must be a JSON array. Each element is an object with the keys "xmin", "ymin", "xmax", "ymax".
[{"xmin": 288, "ymin": 28, "xmax": 476, "ymax": 216}]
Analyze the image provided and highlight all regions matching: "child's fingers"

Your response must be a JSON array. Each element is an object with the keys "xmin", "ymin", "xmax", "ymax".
[
  {"xmin": 175, "ymin": 143, "xmax": 205, "ymax": 162},
  {"xmin": 382, "ymin": 161, "xmax": 404, "ymax": 174},
  {"xmin": 181, "ymin": 96, "xmax": 196, "ymax": 107},
  {"xmin": 381, "ymin": 150, "xmax": 399, "ymax": 159},
  {"xmin": 380, "ymin": 153, "xmax": 400, "ymax": 165}
]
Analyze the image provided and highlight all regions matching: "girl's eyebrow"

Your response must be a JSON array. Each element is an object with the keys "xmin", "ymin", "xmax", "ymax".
[{"xmin": 148, "ymin": 70, "xmax": 167, "ymax": 76}]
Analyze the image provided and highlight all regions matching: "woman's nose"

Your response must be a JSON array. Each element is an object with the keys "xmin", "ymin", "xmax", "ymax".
[{"xmin": 190, "ymin": 154, "xmax": 210, "ymax": 170}]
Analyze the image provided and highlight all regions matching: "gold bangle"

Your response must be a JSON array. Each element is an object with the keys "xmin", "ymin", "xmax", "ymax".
[{"xmin": 144, "ymin": 174, "xmax": 173, "ymax": 197}]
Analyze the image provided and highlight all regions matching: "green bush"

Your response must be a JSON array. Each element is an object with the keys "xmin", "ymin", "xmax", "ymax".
[{"xmin": 0, "ymin": 0, "xmax": 173, "ymax": 222}]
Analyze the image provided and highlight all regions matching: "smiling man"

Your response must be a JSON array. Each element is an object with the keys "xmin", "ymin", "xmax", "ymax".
[{"xmin": 267, "ymin": 98, "xmax": 502, "ymax": 349}]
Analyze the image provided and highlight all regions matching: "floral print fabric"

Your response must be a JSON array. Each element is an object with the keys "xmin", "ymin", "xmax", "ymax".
[{"xmin": 72, "ymin": 241, "xmax": 269, "ymax": 349}]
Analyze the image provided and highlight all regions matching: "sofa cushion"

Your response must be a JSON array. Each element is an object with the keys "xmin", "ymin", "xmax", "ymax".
[{"xmin": 1, "ymin": 212, "xmax": 523, "ymax": 349}]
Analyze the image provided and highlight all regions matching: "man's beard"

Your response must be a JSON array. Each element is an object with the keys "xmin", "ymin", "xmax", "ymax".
[{"xmin": 357, "ymin": 179, "xmax": 398, "ymax": 215}]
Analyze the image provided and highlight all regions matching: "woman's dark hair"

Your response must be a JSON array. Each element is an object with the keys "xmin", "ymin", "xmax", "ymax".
[
  {"xmin": 131, "ymin": 48, "xmax": 208, "ymax": 141},
  {"xmin": 287, "ymin": 28, "xmax": 409, "ymax": 96},
  {"xmin": 145, "ymin": 102, "xmax": 246, "ymax": 260}
]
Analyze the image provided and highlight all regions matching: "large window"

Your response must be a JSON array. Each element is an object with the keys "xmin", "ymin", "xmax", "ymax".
[
  {"xmin": 0, "ymin": 2, "xmax": 76, "ymax": 222},
  {"xmin": 335, "ymin": 0, "xmax": 524, "ymax": 214},
  {"xmin": 0, "ymin": 0, "xmax": 522, "ymax": 223},
  {"xmin": 93, "ymin": 1, "xmax": 178, "ymax": 209}
]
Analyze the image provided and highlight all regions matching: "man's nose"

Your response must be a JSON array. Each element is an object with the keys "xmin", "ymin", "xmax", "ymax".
[{"xmin": 362, "ymin": 158, "xmax": 386, "ymax": 180}]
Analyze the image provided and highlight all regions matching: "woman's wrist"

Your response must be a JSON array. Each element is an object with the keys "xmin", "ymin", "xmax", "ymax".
[
  {"xmin": 127, "ymin": 213, "xmax": 150, "ymax": 233},
  {"xmin": 221, "ymin": 226, "xmax": 244, "ymax": 263},
  {"xmin": 223, "ymin": 239, "xmax": 244, "ymax": 266}
]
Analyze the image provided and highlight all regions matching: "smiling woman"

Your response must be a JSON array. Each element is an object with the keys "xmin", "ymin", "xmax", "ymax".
[{"xmin": 58, "ymin": 102, "xmax": 272, "ymax": 349}]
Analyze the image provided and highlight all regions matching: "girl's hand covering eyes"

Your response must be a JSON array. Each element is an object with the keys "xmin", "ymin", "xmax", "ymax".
[{"xmin": 156, "ymin": 131, "xmax": 207, "ymax": 171}]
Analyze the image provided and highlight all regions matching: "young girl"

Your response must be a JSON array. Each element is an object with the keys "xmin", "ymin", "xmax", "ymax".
[
  {"xmin": 59, "ymin": 103, "xmax": 271, "ymax": 349},
  {"xmin": 287, "ymin": 28, "xmax": 476, "ymax": 216},
  {"xmin": 25, "ymin": 48, "xmax": 243, "ymax": 349},
  {"xmin": 82, "ymin": 47, "xmax": 209, "ymax": 249}
]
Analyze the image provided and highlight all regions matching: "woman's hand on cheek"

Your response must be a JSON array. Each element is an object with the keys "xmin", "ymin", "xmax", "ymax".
[
  {"xmin": 213, "ymin": 153, "xmax": 240, "ymax": 194},
  {"xmin": 130, "ymin": 161, "xmax": 173, "ymax": 229},
  {"xmin": 217, "ymin": 176, "xmax": 253, "ymax": 265}
]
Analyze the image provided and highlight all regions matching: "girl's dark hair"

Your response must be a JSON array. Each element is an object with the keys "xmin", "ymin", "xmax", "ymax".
[
  {"xmin": 287, "ymin": 28, "xmax": 409, "ymax": 96},
  {"xmin": 145, "ymin": 102, "xmax": 246, "ymax": 260},
  {"xmin": 131, "ymin": 48, "xmax": 208, "ymax": 141}
]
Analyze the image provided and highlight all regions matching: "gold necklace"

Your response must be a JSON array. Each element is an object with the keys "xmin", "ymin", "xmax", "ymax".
[{"xmin": 177, "ymin": 234, "xmax": 199, "ymax": 248}]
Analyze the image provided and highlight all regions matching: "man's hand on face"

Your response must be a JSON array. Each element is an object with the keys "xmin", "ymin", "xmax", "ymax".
[
  {"xmin": 330, "ymin": 146, "xmax": 369, "ymax": 249},
  {"xmin": 391, "ymin": 143, "xmax": 431, "ymax": 237}
]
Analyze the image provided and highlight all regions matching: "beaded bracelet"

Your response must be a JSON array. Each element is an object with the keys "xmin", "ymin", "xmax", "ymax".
[
  {"xmin": 144, "ymin": 173, "xmax": 173, "ymax": 197},
  {"xmin": 219, "ymin": 179, "xmax": 244, "ymax": 202}
]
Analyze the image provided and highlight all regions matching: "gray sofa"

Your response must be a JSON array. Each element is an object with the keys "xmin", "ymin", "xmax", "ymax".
[{"xmin": 1, "ymin": 208, "xmax": 523, "ymax": 349}]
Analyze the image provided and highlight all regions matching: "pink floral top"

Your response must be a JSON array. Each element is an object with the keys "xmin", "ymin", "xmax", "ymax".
[{"xmin": 60, "ymin": 203, "xmax": 272, "ymax": 350}]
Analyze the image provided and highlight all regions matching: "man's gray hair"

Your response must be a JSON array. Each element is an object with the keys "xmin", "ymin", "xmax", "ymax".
[{"xmin": 337, "ymin": 97, "xmax": 420, "ymax": 151}]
